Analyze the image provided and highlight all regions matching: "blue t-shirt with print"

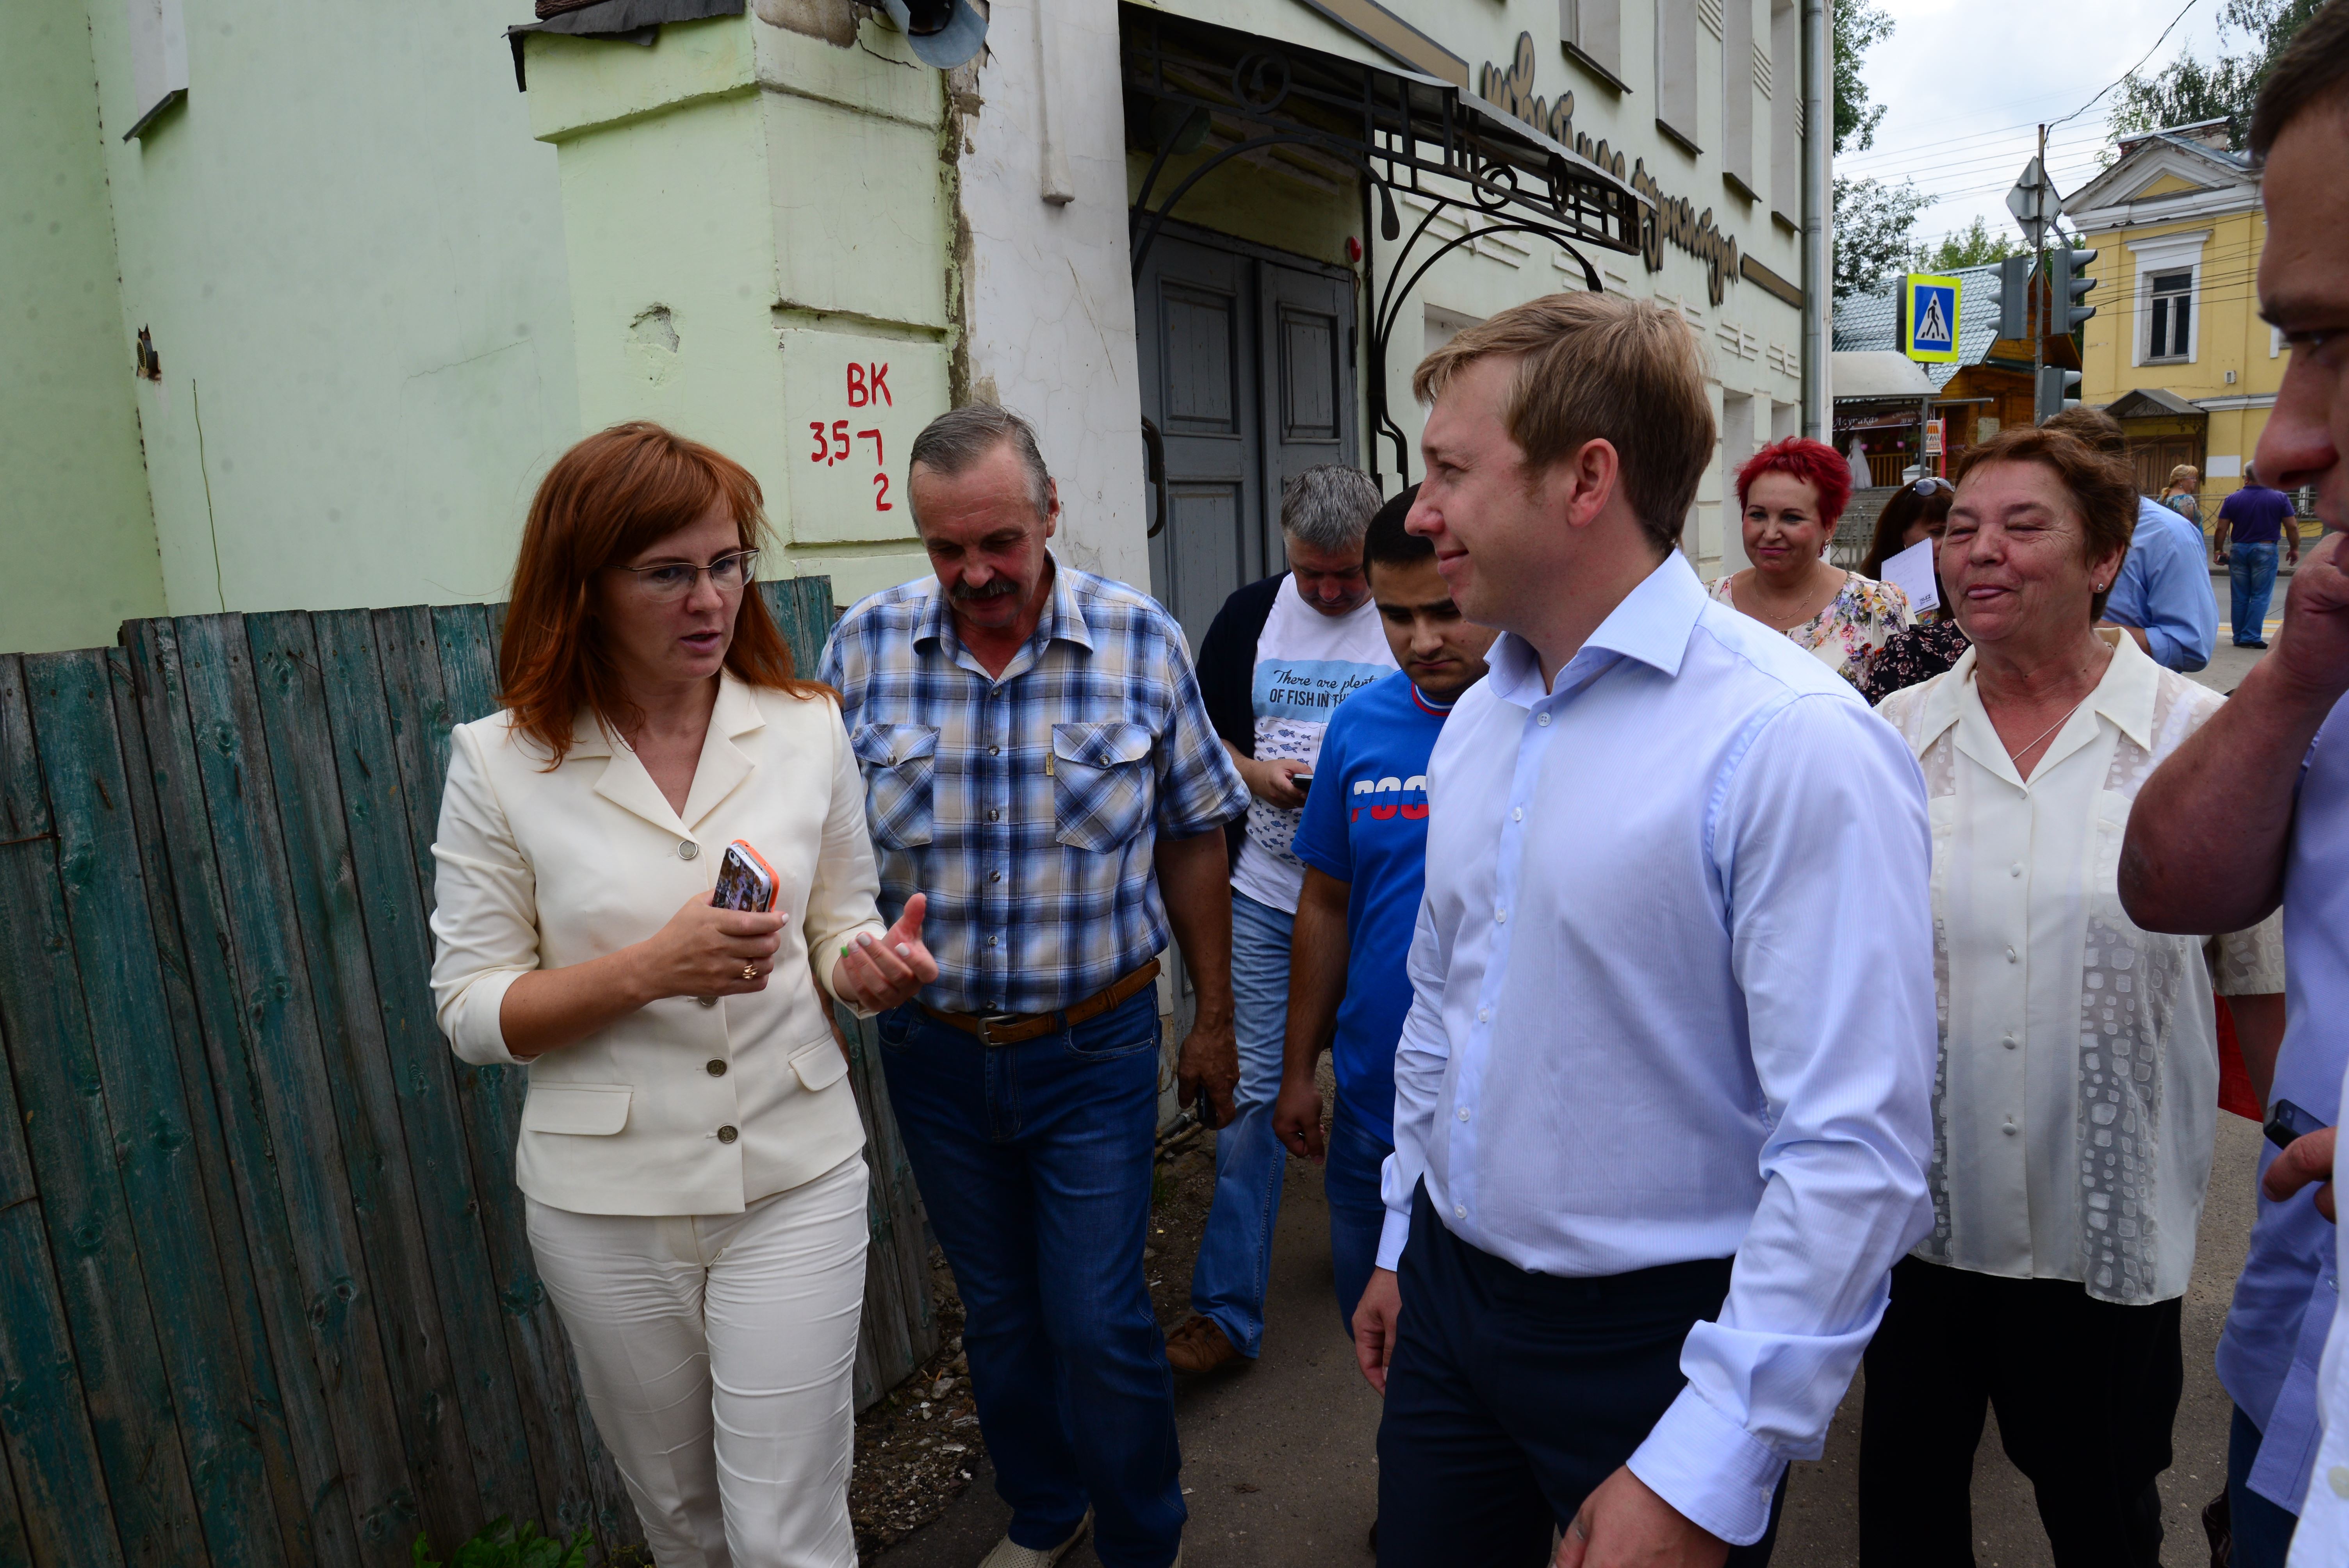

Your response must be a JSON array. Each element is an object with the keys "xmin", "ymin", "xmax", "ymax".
[{"xmin": 1292, "ymin": 669, "xmax": 1455, "ymax": 1137}]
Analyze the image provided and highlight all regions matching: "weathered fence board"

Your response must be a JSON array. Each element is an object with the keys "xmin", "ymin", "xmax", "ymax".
[
  {"xmin": 24, "ymin": 650, "xmax": 288, "ymax": 1568},
  {"xmin": 0, "ymin": 577, "xmax": 940, "ymax": 1567},
  {"xmin": 119, "ymin": 620, "xmax": 370, "ymax": 1566},
  {"xmin": 0, "ymin": 657, "xmax": 209, "ymax": 1567}
]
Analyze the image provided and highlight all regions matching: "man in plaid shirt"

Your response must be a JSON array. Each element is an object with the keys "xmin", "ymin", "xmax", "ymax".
[{"xmin": 818, "ymin": 404, "xmax": 1246, "ymax": 1568}]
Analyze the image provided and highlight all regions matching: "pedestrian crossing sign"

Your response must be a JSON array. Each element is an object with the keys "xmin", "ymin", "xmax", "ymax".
[{"xmin": 1902, "ymin": 273, "xmax": 1962, "ymax": 363}]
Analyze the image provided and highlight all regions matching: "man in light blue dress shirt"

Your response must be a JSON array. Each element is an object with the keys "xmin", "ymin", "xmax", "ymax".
[
  {"xmin": 2046, "ymin": 406, "xmax": 2219, "ymax": 673},
  {"xmin": 2118, "ymin": 20, "xmax": 2349, "ymax": 1563},
  {"xmin": 1347, "ymin": 292, "xmax": 1939, "ymax": 1566}
]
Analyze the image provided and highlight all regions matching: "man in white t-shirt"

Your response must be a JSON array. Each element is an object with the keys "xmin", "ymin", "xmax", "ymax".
[{"xmin": 1176, "ymin": 464, "xmax": 1395, "ymax": 1372}]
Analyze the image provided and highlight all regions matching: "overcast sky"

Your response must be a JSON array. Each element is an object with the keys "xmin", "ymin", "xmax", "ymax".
[{"xmin": 1845, "ymin": 0, "xmax": 2233, "ymax": 256}]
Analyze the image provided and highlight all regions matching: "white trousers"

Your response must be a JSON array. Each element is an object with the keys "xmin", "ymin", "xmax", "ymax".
[{"xmin": 526, "ymin": 1155, "xmax": 870, "ymax": 1568}]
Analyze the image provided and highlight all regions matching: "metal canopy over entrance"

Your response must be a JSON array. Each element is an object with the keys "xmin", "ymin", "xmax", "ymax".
[{"xmin": 1121, "ymin": 4, "xmax": 1649, "ymax": 486}]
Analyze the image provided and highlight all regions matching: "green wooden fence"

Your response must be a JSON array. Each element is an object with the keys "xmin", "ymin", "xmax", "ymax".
[{"xmin": 0, "ymin": 580, "xmax": 937, "ymax": 1566}]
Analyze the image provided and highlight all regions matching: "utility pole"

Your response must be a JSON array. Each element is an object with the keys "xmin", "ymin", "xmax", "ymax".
[{"xmin": 2031, "ymin": 123, "xmax": 2045, "ymax": 425}]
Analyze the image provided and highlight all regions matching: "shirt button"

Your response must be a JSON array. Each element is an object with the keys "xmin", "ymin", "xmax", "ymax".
[
  {"xmin": 1494, "ymin": 907, "xmax": 1506, "ymax": 923},
  {"xmin": 1454, "ymin": 1204, "xmax": 1467, "ymax": 1219},
  {"xmin": 988, "ymin": 935, "xmax": 999, "ymax": 947},
  {"xmin": 2005, "ymin": 946, "xmax": 2018, "ymax": 963},
  {"xmin": 717, "ymin": 1125, "xmax": 738, "ymax": 1144},
  {"xmin": 988, "ymin": 808, "xmax": 1000, "ymax": 822},
  {"xmin": 1477, "ymin": 1007, "xmax": 1491, "ymax": 1023},
  {"xmin": 2002, "ymin": 1120, "xmax": 2018, "ymax": 1136},
  {"xmin": 2010, "ymin": 862, "xmax": 2023, "ymax": 877},
  {"xmin": 707, "ymin": 1059, "xmax": 727, "ymax": 1076},
  {"xmin": 989, "ymin": 745, "xmax": 1001, "ymax": 756},
  {"xmin": 696, "ymin": 995, "xmax": 718, "ymax": 1009},
  {"xmin": 1536, "ymin": 713, "xmax": 1552, "ymax": 727},
  {"xmin": 1512, "ymin": 807, "xmax": 1524, "ymax": 822},
  {"xmin": 2330, "ymin": 1464, "xmax": 2349, "ymax": 1500},
  {"xmin": 1458, "ymin": 1107, "xmax": 1470, "ymax": 1121},
  {"xmin": 679, "ymin": 840, "xmax": 700, "ymax": 860},
  {"xmin": 2003, "ymin": 1034, "xmax": 2018, "ymax": 1050},
  {"xmin": 990, "ymin": 870, "xmax": 1002, "ymax": 883}
]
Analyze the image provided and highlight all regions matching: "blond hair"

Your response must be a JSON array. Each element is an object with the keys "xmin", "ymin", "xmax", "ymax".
[
  {"xmin": 1412, "ymin": 292, "xmax": 1715, "ymax": 553},
  {"xmin": 2166, "ymin": 463, "xmax": 2199, "ymax": 489}
]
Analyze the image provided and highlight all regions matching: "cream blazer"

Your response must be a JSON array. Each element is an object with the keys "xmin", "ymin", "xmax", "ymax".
[{"xmin": 430, "ymin": 673, "xmax": 888, "ymax": 1217}]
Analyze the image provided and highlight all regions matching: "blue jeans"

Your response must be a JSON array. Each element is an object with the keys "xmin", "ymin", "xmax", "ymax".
[
  {"xmin": 1324, "ymin": 1097, "xmax": 1393, "ymax": 1340},
  {"xmin": 2233, "ymin": 541, "xmax": 2281, "ymax": 644},
  {"xmin": 877, "ymin": 988, "xmax": 1184, "ymax": 1568},
  {"xmin": 1187, "ymin": 890, "xmax": 1292, "ymax": 1357},
  {"xmin": 2228, "ymin": 1405, "xmax": 2301, "ymax": 1568}
]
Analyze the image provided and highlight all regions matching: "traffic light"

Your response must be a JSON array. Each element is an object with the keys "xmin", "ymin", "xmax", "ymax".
[
  {"xmin": 1987, "ymin": 254, "xmax": 2032, "ymax": 340},
  {"xmin": 2035, "ymin": 366, "xmax": 2083, "ymax": 424},
  {"xmin": 2052, "ymin": 247, "xmax": 2098, "ymax": 335}
]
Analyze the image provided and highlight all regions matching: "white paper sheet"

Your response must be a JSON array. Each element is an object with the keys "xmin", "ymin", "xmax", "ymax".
[{"xmin": 1881, "ymin": 537, "xmax": 1940, "ymax": 616}]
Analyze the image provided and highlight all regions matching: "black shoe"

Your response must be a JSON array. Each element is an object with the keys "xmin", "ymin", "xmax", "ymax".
[{"xmin": 2244, "ymin": 639, "xmax": 2271, "ymax": 649}]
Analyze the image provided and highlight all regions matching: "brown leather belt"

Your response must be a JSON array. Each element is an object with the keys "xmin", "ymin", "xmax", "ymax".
[{"xmin": 920, "ymin": 959, "xmax": 1162, "ymax": 1046}]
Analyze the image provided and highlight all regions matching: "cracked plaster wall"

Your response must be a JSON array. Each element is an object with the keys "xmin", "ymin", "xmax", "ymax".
[{"xmin": 955, "ymin": 0, "xmax": 1150, "ymax": 591}]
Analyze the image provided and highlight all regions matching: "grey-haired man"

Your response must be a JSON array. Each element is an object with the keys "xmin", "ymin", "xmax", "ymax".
[{"xmin": 1169, "ymin": 465, "xmax": 1396, "ymax": 1374}]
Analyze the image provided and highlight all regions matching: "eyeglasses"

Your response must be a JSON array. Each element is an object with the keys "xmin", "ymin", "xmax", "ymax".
[
  {"xmin": 1912, "ymin": 478, "xmax": 1954, "ymax": 496},
  {"xmin": 606, "ymin": 550, "xmax": 760, "ymax": 600}
]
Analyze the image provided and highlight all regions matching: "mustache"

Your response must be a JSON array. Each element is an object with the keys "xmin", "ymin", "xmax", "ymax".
[{"xmin": 949, "ymin": 579, "xmax": 1018, "ymax": 603}]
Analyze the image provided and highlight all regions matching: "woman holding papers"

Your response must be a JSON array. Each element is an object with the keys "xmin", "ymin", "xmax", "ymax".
[
  {"xmin": 1859, "ymin": 477, "xmax": 1973, "ymax": 704},
  {"xmin": 1710, "ymin": 435, "xmax": 1913, "ymax": 687}
]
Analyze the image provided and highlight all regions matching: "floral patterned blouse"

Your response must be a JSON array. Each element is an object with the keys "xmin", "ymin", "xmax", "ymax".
[
  {"xmin": 1707, "ymin": 570, "xmax": 1914, "ymax": 688},
  {"xmin": 1859, "ymin": 618, "xmax": 1972, "ymax": 706}
]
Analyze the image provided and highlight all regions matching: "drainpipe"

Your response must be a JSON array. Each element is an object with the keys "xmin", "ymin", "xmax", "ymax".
[{"xmin": 1801, "ymin": 0, "xmax": 1832, "ymax": 438}]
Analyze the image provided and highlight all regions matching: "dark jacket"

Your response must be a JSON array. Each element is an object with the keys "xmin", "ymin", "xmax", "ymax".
[{"xmin": 1196, "ymin": 572, "xmax": 1285, "ymax": 859}]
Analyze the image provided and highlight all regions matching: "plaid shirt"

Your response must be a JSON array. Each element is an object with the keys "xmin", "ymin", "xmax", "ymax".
[{"xmin": 818, "ymin": 560, "xmax": 1248, "ymax": 1015}]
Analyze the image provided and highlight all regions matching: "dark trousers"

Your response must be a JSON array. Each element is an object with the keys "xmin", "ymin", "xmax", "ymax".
[
  {"xmin": 1376, "ymin": 1183, "xmax": 1784, "ymax": 1567},
  {"xmin": 877, "ymin": 988, "xmax": 1183, "ymax": 1568},
  {"xmin": 1858, "ymin": 1256, "xmax": 2183, "ymax": 1568}
]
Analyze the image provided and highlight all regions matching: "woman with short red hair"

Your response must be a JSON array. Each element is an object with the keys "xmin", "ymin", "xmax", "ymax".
[
  {"xmin": 1711, "ymin": 435, "xmax": 1914, "ymax": 687},
  {"xmin": 430, "ymin": 421, "xmax": 937, "ymax": 1567}
]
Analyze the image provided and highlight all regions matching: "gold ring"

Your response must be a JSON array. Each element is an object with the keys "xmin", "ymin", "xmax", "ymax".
[{"xmin": 741, "ymin": 965, "xmax": 758, "ymax": 981}]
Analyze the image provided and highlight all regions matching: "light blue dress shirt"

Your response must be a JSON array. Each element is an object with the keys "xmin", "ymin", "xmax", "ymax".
[
  {"xmin": 2219, "ymin": 692, "xmax": 2349, "ymax": 1513},
  {"xmin": 2104, "ymin": 496, "xmax": 2218, "ymax": 673},
  {"xmin": 1377, "ymin": 551, "xmax": 1938, "ymax": 1546}
]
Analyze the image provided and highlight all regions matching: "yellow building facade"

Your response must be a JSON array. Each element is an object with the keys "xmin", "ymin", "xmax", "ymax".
[{"xmin": 2065, "ymin": 119, "xmax": 2279, "ymax": 521}]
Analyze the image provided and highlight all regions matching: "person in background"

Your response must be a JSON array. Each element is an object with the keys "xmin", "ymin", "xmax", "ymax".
[
  {"xmin": 1710, "ymin": 436, "xmax": 1914, "ymax": 688},
  {"xmin": 2215, "ymin": 463, "xmax": 2304, "ymax": 649},
  {"xmin": 1862, "ymin": 425, "xmax": 2285, "ymax": 1566},
  {"xmin": 2160, "ymin": 464, "xmax": 2205, "ymax": 534},
  {"xmin": 1177, "ymin": 465, "xmax": 1395, "ymax": 1375},
  {"xmin": 1351, "ymin": 292, "xmax": 1937, "ymax": 1568},
  {"xmin": 1270, "ymin": 485, "xmax": 1498, "ymax": 1346},
  {"xmin": 818, "ymin": 404, "xmax": 1249, "ymax": 1568},
  {"xmin": 2117, "ymin": 7, "xmax": 2349, "ymax": 1560},
  {"xmin": 2044, "ymin": 406, "xmax": 2217, "ymax": 674},
  {"xmin": 430, "ymin": 422, "xmax": 939, "ymax": 1568},
  {"xmin": 1857, "ymin": 478, "xmax": 1971, "ymax": 704}
]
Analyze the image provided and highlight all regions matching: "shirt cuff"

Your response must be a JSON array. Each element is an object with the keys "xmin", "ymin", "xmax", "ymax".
[
  {"xmin": 822, "ymin": 921, "xmax": 893, "ymax": 1019},
  {"xmin": 1375, "ymin": 1205, "xmax": 1413, "ymax": 1273},
  {"xmin": 1625, "ymin": 1384, "xmax": 1788, "ymax": 1548},
  {"xmin": 448, "ymin": 968, "xmax": 530, "ymax": 1068}
]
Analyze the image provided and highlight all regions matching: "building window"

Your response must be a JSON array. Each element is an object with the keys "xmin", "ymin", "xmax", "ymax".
[
  {"xmin": 1768, "ymin": 0, "xmax": 1799, "ymax": 226},
  {"xmin": 1656, "ymin": 0, "xmax": 1702, "ymax": 152},
  {"xmin": 1722, "ymin": 0, "xmax": 1757, "ymax": 195},
  {"xmin": 2148, "ymin": 270, "xmax": 2192, "ymax": 361},
  {"xmin": 1563, "ymin": 0, "xmax": 1624, "ymax": 86}
]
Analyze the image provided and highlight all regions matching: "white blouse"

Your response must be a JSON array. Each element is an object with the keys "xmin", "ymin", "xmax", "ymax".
[{"xmin": 1876, "ymin": 631, "xmax": 2285, "ymax": 1304}]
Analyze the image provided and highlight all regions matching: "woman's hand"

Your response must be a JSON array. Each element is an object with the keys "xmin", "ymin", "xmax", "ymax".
[
  {"xmin": 636, "ymin": 893, "xmax": 788, "ymax": 1001},
  {"xmin": 834, "ymin": 893, "xmax": 941, "ymax": 1013}
]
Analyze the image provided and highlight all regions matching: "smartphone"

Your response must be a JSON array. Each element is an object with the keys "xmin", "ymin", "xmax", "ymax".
[
  {"xmin": 2265, "ymin": 1097, "xmax": 2327, "ymax": 1152},
  {"xmin": 712, "ymin": 839, "xmax": 778, "ymax": 914},
  {"xmin": 1292, "ymin": 773, "xmax": 1313, "ymax": 798}
]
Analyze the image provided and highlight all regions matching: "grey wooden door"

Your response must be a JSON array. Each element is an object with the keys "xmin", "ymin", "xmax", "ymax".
[{"xmin": 1135, "ymin": 224, "xmax": 1358, "ymax": 651}]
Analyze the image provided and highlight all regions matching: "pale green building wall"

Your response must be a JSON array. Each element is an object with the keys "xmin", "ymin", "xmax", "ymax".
[
  {"xmin": 73, "ymin": 0, "xmax": 583, "ymax": 626},
  {"xmin": 0, "ymin": 4, "xmax": 167, "ymax": 655}
]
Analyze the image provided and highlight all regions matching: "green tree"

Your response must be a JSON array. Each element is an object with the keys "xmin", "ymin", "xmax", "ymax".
[
  {"xmin": 1834, "ymin": 176, "xmax": 1930, "ymax": 301},
  {"xmin": 1831, "ymin": 0, "xmax": 1923, "ymax": 301},
  {"xmin": 1912, "ymin": 216, "xmax": 2024, "ymax": 272},
  {"xmin": 2109, "ymin": 0, "xmax": 2326, "ymax": 150}
]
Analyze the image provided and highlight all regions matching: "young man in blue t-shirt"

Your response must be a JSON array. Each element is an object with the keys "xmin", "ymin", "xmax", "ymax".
[{"xmin": 1272, "ymin": 486, "xmax": 1498, "ymax": 1336}]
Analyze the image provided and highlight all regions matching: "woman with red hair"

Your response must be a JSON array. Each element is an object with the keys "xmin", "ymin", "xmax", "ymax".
[
  {"xmin": 1711, "ymin": 436, "xmax": 1914, "ymax": 688},
  {"xmin": 430, "ymin": 421, "xmax": 938, "ymax": 1567}
]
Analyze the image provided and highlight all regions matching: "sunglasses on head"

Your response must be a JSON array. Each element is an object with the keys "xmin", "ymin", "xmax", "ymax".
[{"xmin": 1913, "ymin": 478, "xmax": 1954, "ymax": 496}]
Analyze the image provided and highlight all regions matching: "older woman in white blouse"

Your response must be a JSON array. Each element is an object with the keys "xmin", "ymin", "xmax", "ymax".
[
  {"xmin": 431, "ymin": 423, "xmax": 937, "ymax": 1568},
  {"xmin": 1861, "ymin": 425, "xmax": 2285, "ymax": 1566}
]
